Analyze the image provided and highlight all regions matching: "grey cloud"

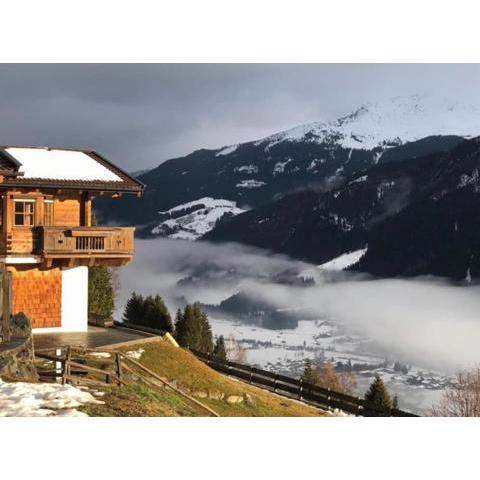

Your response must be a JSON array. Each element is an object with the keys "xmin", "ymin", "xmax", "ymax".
[{"xmin": 1, "ymin": 64, "xmax": 480, "ymax": 170}]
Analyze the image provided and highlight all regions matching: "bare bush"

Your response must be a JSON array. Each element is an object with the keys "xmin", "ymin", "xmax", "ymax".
[
  {"xmin": 303, "ymin": 360, "xmax": 357, "ymax": 395},
  {"xmin": 432, "ymin": 368, "xmax": 480, "ymax": 416},
  {"xmin": 226, "ymin": 334, "xmax": 248, "ymax": 363}
]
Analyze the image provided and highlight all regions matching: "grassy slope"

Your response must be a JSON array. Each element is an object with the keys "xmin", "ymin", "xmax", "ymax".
[{"xmin": 82, "ymin": 340, "xmax": 325, "ymax": 417}]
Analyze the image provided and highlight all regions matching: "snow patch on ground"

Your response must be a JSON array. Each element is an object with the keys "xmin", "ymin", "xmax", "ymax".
[
  {"xmin": 125, "ymin": 348, "xmax": 145, "ymax": 360},
  {"xmin": 377, "ymin": 181, "xmax": 396, "ymax": 199},
  {"xmin": 273, "ymin": 158, "xmax": 292, "ymax": 175},
  {"xmin": 307, "ymin": 158, "xmax": 327, "ymax": 172},
  {"xmin": 350, "ymin": 175, "xmax": 368, "ymax": 184},
  {"xmin": 88, "ymin": 352, "xmax": 112, "ymax": 359},
  {"xmin": 458, "ymin": 169, "xmax": 480, "ymax": 191},
  {"xmin": 328, "ymin": 213, "xmax": 354, "ymax": 232},
  {"xmin": 216, "ymin": 144, "xmax": 239, "ymax": 156},
  {"xmin": 152, "ymin": 197, "xmax": 246, "ymax": 240},
  {"xmin": 318, "ymin": 248, "xmax": 368, "ymax": 271},
  {"xmin": 0, "ymin": 379, "xmax": 104, "ymax": 416},
  {"xmin": 236, "ymin": 180, "xmax": 267, "ymax": 188},
  {"xmin": 234, "ymin": 165, "xmax": 259, "ymax": 174}
]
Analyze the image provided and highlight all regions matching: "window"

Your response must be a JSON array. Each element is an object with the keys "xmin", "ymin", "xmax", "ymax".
[
  {"xmin": 44, "ymin": 200, "xmax": 54, "ymax": 225},
  {"xmin": 14, "ymin": 199, "xmax": 35, "ymax": 226}
]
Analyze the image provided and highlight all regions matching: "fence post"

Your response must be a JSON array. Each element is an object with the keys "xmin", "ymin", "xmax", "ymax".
[
  {"xmin": 273, "ymin": 373, "xmax": 278, "ymax": 392},
  {"xmin": 298, "ymin": 379, "xmax": 303, "ymax": 400},
  {"xmin": 62, "ymin": 346, "xmax": 71, "ymax": 385},
  {"xmin": 116, "ymin": 352, "xmax": 123, "ymax": 385}
]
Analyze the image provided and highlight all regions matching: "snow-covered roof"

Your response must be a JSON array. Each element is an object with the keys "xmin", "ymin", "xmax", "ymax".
[
  {"xmin": 0, "ymin": 146, "xmax": 143, "ymax": 193},
  {"xmin": 6, "ymin": 147, "xmax": 123, "ymax": 181}
]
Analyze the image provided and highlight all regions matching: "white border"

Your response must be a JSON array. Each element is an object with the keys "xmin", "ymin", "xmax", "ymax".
[
  {"xmin": 0, "ymin": 1, "xmax": 478, "ymax": 478},
  {"xmin": 0, "ymin": 1, "xmax": 479, "ymax": 62}
]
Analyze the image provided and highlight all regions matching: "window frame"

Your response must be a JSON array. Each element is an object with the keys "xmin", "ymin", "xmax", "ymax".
[{"xmin": 13, "ymin": 198, "xmax": 36, "ymax": 227}]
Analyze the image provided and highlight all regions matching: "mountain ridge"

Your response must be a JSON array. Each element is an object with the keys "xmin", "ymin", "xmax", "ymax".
[
  {"xmin": 95, "ymin": 96, "xmax": 475, "ymax": 231},
  {"xmin": 205, "ymin": 137, "xmax": 480, "ymax": 280}
]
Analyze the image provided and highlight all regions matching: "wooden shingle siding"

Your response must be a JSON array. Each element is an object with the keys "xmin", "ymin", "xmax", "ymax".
[{"xmin": 9, "ymin": 266, "xmax": 61, "ymax": 328}]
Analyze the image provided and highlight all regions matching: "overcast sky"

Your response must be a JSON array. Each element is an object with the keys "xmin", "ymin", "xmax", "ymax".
[{"xmin": 1, "ymin": 64, "xmax": 480, "ymax": 171}]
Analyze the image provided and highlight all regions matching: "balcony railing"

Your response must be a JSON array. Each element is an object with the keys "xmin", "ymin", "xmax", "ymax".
[{"xmin": 41, "ymin": 226, "xmax": 135, "ymax": 259}]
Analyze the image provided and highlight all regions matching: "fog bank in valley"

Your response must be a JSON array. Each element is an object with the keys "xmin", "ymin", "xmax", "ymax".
[{"xmin": 118, "ymin": 239, "xmax": 480, "ymax": 372}]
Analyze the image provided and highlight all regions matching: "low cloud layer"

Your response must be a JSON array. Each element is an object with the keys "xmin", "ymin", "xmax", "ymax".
[{"xmin": 119, "ymin": 239, "xmax": 480, "ymax": 373}]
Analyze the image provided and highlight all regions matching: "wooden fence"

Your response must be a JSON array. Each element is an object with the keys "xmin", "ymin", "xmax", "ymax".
[
  {"xmin": 35, "ymin": 345, "xmax": 220, "ymax": 417},
  {"xmin": 36, "ymin": 346, "xmax": 125, "ymax": 386},
  {"xmin": 190, "ymin": 349, "xmax": 418, "ymax": 417}
]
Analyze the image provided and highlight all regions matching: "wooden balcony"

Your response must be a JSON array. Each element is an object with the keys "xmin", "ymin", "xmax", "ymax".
[{"xmin": 40, "ymin": 226, "xmax": 135, "ymax": 267}]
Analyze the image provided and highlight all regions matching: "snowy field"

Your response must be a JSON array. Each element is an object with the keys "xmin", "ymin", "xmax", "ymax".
[{"xmin": 152, "ymin": 197, "xmax": 246, "ymax": 240}]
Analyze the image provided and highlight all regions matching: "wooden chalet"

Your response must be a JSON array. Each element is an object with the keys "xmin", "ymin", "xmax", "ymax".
[{"xmin": 0, "ymin": 146, "xmax": 143, "ymax": 332}]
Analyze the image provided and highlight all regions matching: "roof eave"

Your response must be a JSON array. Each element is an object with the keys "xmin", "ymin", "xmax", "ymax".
[
  {"xmin": 0, "ymin": 181, "xmax": 143, "ymax": 194},
  {"xmin": 0, "ymin": 147, "xmax": 22, "ymax": 170},
  {"xmin": 88, "ymin": 151, "xmax": 146, "ymax": 190}
]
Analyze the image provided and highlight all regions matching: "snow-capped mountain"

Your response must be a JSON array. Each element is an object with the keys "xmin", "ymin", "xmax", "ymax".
[
  {"xmin": 206, "ymin": 137, "xmax": 480, "ymax": 280},
  {"xmin": 253, "ymin": 95, "xmax": 480, "ymax": 152},
  {"xmin": 95, "ymin": 95, "xmax": 480, "ymax": 247},
  {"xmin": 148, "ymin": 197, "xmax": 245, "ymax": 240}
]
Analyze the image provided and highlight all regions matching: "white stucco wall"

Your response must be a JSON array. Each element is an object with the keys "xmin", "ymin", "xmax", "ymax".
[
  {"xmin": 30, "ymin": 266, "xmax": 89, "ymax": 333},
  {"xmin": 60, "ymin": 266, "xmax": 89, "ymax": 332},
  {"xmin": 35, "ymin": 266, "xmax": 89, "ymax": 333}
]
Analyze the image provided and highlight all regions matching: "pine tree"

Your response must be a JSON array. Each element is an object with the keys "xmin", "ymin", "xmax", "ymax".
[
  {"xmin": 142, "ymin": 294, "xmax": 174, "ymax": 332},
  {"xmin": 174, "ymin": 303, "xmax": 214, "ymax": 353},
  {"xmin": 174, "ymin": 308, "xmax": 183, "ymax": 333},
  {"xmin": 392, "ymin": 394, "xmax": 399, "ymax": 410},
  {"xmin": 122, "ymin": 292, "xmax": 173, "ymax": 333},
  {"xmin": 88, "ymin": 211, "xmax": 116, "ymax": 321},
  {"xmin": 122, "ymin": 292, "xmax": 143, "ymax": 324},
  {"xmin": 364, "ymin": 374, "xmax": 393, "ymax": 413},
  {"xmin": 175, "ymin": 303, "xmax": 194, "ymax": 348},
  {"xmin": 88, "ymin": 266, "xmax": 115, "ymax": 320},
  {"xmin": 213, "ymin": 335, "xmax": 227, "ymax": 361},
  {"xmin": 301, "ymin": 358, "xmax": 320, "ymax": 385},
  {"xmin": 194, "ymin": 303, "xmax": 213, "ymax": 353}
]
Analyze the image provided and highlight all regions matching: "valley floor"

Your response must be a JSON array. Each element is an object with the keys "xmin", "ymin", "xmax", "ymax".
[{"xmin": 209, "ymin": 317, "xmax": 450, "ymax": 415}]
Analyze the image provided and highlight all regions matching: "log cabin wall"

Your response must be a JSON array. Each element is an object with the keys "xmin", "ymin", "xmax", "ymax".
[
  {"xmin": 0, "ymin": 190, "xmax": 87, "ymax": 256},
  {"xmin": 52, "ymin": 194, "xmax": 82, "ymax": 226}
]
